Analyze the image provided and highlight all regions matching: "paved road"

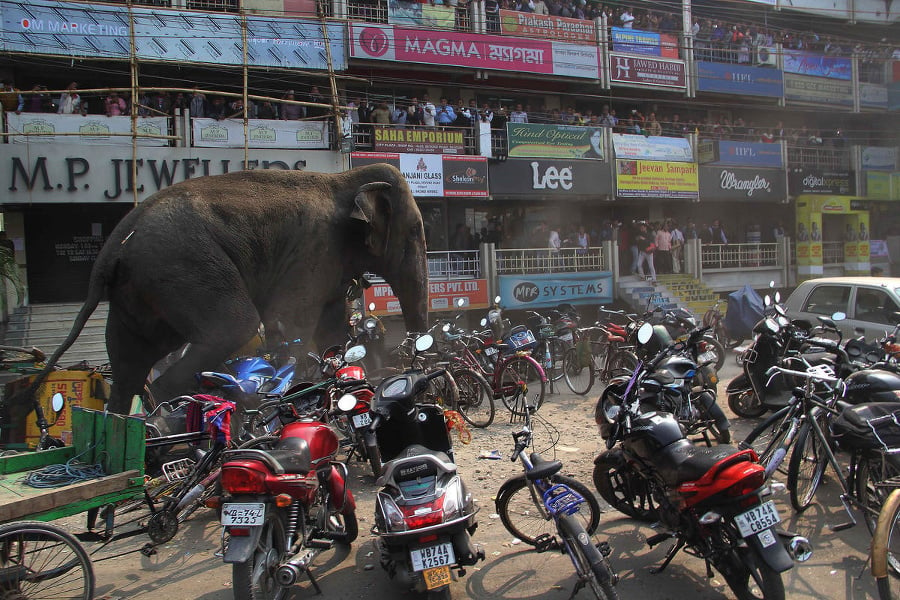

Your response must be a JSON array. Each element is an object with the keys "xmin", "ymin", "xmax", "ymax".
[{"xmin": 81, "ymin": 357, "xmax": 880, "ymax": 600}]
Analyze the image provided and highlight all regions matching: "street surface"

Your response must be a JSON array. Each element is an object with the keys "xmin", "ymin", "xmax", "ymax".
[{"xmin": 75, "ymin": 357, "xmax": 880, "ymax": 600}]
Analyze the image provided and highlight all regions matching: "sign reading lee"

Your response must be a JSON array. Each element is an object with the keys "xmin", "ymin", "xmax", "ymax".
[
  {"xmin": 373, "ymin": 126, "xmax": 464, "ymax": 154},
  {"xmin": 608, "ymin": 54, "xmax": 686, "ymax": 89},
  {"xmin": 364, "ymin": 279, "xmax": 489, "ymax": 315}
]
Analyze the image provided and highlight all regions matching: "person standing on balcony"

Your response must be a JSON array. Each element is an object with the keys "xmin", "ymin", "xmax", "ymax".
[
  {"xmin": 104, "ymin": 91, "xmax": 127, "ymax": 117},
  {"xmin": 57, "ymin": 82, "xmax": 82, "ymax": 115},
  {"xmin": 189, "ymin": 88, "xmax": 208, "ymax": 118},
  {"xmin": 407, "ymin": 98, "xmax": 424, "ymax": 126},
  {"xmin": 0, "ymin": 80, "xmax": 24, "ymax": 114},
  {"xmin": 423, "ymin": 97, "xmax": 437, "ymax": 127},
  {"xmin": 390, "ymin": 103, "xmax": 407, "ymax": 127},
  {"xmin": 281, "ymin": 90, "xmax": 303, "ymax": 120},
  {"xmin": 436, "ymin": 97, "xmax": 456, "ymax": 126},
  {"xmin": 509, "ymin": 104, "xmax": 528, "ymax": 124},
  {"xmin": 371, "ymin": 101, "xmax": 391, "ymax": 125},
  {"xmin": 620, "ymin": 7, "xmax": 635, "ymax": 28}
]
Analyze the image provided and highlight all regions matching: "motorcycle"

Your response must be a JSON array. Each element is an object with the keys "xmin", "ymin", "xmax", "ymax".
[
  {"xmin": 349, "ymin": 301, "xmax": 387, "ymax": 372},
  {"xmin": 593, "ymin": 322, "xmax": 812, "ymax": 600},
  {"xmin": 195, "ymin": 338, "xmax": 305, "ymax": 405},
  {"xmin": 365, "ymin": 333, "xmax": 483, "ymax": 599},
  {"xmin": 648, "ymin": 306, "xmax": 726, "ymax": 371},
  {"xmin": 213, "ymin": 348, "xmax": 362, "ymax": 600}
]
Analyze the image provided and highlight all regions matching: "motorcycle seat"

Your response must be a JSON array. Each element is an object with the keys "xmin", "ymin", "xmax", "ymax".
[
  {"xmin": 225, "ymin": 436, "xmax": 312, "ymax": 475},
  {"xmin": 655, "ymin": 440, "xmax": 741, "ymax": 487},
  {"xmin": 526, "ymin": 453, "xmax": 563, "ymax": 481}
]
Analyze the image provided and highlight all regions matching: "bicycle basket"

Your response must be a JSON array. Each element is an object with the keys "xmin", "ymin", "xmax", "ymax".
[
  {"xmin": 543, "ymin": 483, "xmax": 584, "ymax": 516},
  {"xmin": 503, "ymin": 327, "xmax": 537, "ymax": 354},
  {"xmin": 832, "ymin": 403, "xmax": 900, "ymax": 452}
]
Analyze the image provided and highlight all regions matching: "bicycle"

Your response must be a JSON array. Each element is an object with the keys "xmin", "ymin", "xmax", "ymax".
[
  {"xmin": 494, "ymin": 401, "xmax": 618, "ymax": 600},
  {"xmin": 562, "ymin": 324, "xmax": 638, "ymax": 396},
  {"xmin": 525, "ymin": 310, "xmax": 569, "ymax": 384},
  {"xmin": 872, "ymin": 482, "xmax": 900, "ymax": 600},
  {"xmin": 702, "ymin": 298, "xmax": 744, "ymax": 349}
]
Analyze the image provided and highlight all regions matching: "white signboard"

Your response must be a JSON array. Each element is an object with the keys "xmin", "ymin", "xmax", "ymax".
[
  {"xmin": 191, "ymin": 118, "xmax": 330, "ymax": 149},
  {"xmin": 6, "ymin": 113, "xmax": 169, "ymax": 146},
  {"xmin": 612, "ymin": 133, "xmax": 694, "ymax": 162}
]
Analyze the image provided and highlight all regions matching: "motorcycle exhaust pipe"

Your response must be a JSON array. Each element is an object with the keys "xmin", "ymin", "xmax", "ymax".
[
  {"xmin": 276, "ymin": 550, "xmax": 316, "ymax": 586},
  {"xmin": 785, "ymin": 535, "xmax": 813, "ymax": 562}
]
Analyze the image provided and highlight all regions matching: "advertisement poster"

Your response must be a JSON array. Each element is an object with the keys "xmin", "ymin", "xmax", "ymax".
[
  {"xmin": 609, "ymin": 27, "xmax": 678, "ymax": 58},
  {"xmin": 784, "ymin": 73, "xmax": 853, "ymax": 106},
  {"xmin": 783, "ymin": 49, "xmax": 852, "ymax": 80},
  {"xmin": 696, "ymin": 62, "xmax": 784, "ymax": 97},
  {"xmin": 615, "ymin": 160, "xmax": 699, "ymax": 200},
  {"xmin": 789, "ymin": 170, "xmax": 855, "ymax": 195},
  {"xmin": 388, "ymin": 0, "xmax": 455, "ymax": 29},
  {"xmin": 608, "ymin": 54, "xmax": 686, "ymax": 89},
  {"xmin": 612, "ymin": 134, "xmax": 693, "ymax": 162},
  {"xmin": 372, "ymin": 126, "xmax": 465, "ymax": 154},
  {"xmin": 192, "ymin": 118, "xmax": 329, "ymax": 149},
  {"xmin": 488, "ymin": 158, "xmax": 613, "ymax": 198},
  {"xmin": 6, "ymin": 113, "xmax": 169, "ymax": 146},
  {"xmin": 350, "ymin": 24, "xmax": 600, "ymax": 79},
  {"xmin": 500, "ymin": 10, "xmax": 597, "ymax": 44},
  {"xmin": 699, "ymin": 167, "xmax": 786, "ymax": 201},
  {"xmin": 364, "ymin": 279, "xmax": 489, "ymax": 315},
  {"xmin": 351, "ymin": 152, "xmax": 489, "ymax": 197},
  {"xmin": 698, "ymin": 140, "xmax": 783, "ymax": 168},
  {"xmin": 498, "ymin": 272, "xmax": 613, "ymax": 309},
  {"xmin": 506, "ymin": 124, "xmax": 604, "ymax": 160}
]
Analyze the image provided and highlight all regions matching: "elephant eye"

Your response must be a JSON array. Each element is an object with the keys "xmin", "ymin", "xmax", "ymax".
[{"xmin": 409, "ymin": 225, "xmax": 421, "ymax": 239}]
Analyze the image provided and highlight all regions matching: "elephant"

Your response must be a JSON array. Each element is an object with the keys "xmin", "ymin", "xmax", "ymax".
[{"xmin": 26, "ymin": 164, "xmax": 429, "ymax": 414}]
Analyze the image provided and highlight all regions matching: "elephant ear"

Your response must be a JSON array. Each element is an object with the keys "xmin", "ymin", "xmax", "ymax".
[{"xmin": 350, "ymin": 181, "xmax": 392, "ymax": 256}]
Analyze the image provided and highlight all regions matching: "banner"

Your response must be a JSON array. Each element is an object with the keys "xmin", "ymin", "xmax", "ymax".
[
  {"xmin": 192, "ymin": 118, "xmax": 329, "ymax": 149},
  {"xmin": 610, "ymin": 27, "xmax": 678, "ymax": 58},
  {"xmin": 696, "ymin": 62, "xmax": 784, "ymax": 98},
  {"xmin": 6, "ymin": 113, "xmax": 169, "ymax": 146},
  {"xmin": 783, "ymin": 49, "xmax": 852, "ymax": 80},
  {"xmin": 506, "ymin": 124, "xmax": 604, "ymax": 160},
  {"xmin": 789, "ymin": 170, "xmax": 855, "ymax": 195},
  {"xmin": 866, "ymin": 172, "xmax": 900, "ymax": 200},
  {"xmin": 350, "ymin": 24, "xmax": 600, "ymax": 79},
  {"xmin": 612, "ymin": 134, "xmax": 693, "ymax": 162},
  {"xmin": 784, "ymin": 73, "xmax": 853, "ymax": 106},
  {"xmin": 500, "ymin": 10, "xmax": 597, "ymax": 44},
  {"xmin": 498, "ymin": 272, "xmax": 613, "ymax": 309},
  {"xmin": 697, "ymin": 140, "xmax": 782, "ymax": 168},
  {"xmin": 373, "ymin": 126, "xmax": 465, "ymax": 154},
  {"xmin": 364, "ymin": 278, "xmax": 489, "ymax": 315},
  {"xmin": 615, "ymin": 160, "xmax": 698, "ymax": 200},
  {"xmin": 699, "ymin": 167, "xmax": 787, "ymax": 201},
  {"xmin": 350, "ymin": 152, "xmax": 488, "ymax": 197},
  {"xmin": 0, "ymin": 0, "xmax": 346, "ymax": 70},
  {"xmin": 860, "ymin": 83, "xmax": 889, "ymax": 110},
  {"xmin": 861, "ymin": 146, "xmax": 898, "ymax": 171},
  {"xmin": 388, "ymin": 1, "xmax": 456, "ymax": 29},
  {"xmin": 608, "ymin": 54, "xmax": 686, "ymax": 89},
  {"xmin": 488, "ymin": 158, "xmax": 613, "ymax": 197}
]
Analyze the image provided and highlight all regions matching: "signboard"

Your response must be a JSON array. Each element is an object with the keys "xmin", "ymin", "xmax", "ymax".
[
  {"xmin": 608, "ymin": 54, "xmax": 686, "ymax": 89},
  {"xmin": 696, "ymin": 62, "xmax": 784, "ymax": 98},
  {"xmin": 350, "ymin": 152, "xmax": 488, "ymax": 197},
  {"xmin": 699, "ymin": 167, "xmax": 787, "ymax": 202},
  {"xmin": 364, "ymin": 278, "xmax": 489, "ymax": 315},
  {"xmin": 6, "ymin": 113, "xmax": 168, "ymax": 146},
  {"xmin": 866, "ymin": 172, "xmax": 900, "ymax": 201},
  {"xmin": 783, "ymin": 49, "xmax": 851, "ymax": 80},
  {"xmin": 615, "ymin": 160, "xmax": 698, "ymax": 200},
  {"xmin": 388, "ymin": 1, "xmax": 456, "ymax": 28},
  {"xmin": 0, "ymin": 0, "xmax": 346, "ymax": 70},
  {"xmin": 350, "ymin": 24, "xmax": 600, "ymax": 79},
  {"xmin": 612, "ymin": 134, "xmax": 693, "ymax": 162},
  {"xmin": 506, "ymin": 124, "xmax": 604, "ymax": 160},
  {"xmin": 192, "ymin": 118, "xmax": 329, "ymax": 149},
  {"xmin": 498, "ymin": 272, "xmax": 613, "ymax": 309},
  {"xmin": 488, "ymin": 158, "xmax": 613, "ymax": 198},
  {"xmin": 860, "ymin": 83, "xmax": 889, "ymax": 110},
  {"xmin": 789, "ymin": 169, "xmax": 855, "ymax": 195},
  {"xmin": 373, "ymin": 126, "xmax": 464, "ymax": 154},
  {"xmin": 500, "ymin": 10, "xmax": 597, "ymax": 44},
  {"xmin": 609, "ymin": 27, "xmax": 678, "ymax": 58},
  {"xmin": 862, "ymin": 146, "xmax": 898, "ymax": 171},
  {"xmin": 784, "ymin": 73, "xmax": 853, "ymax": 107},
  {"xmin": 697, "ymin": 140, "xmax": 782, "ymax": 168}
]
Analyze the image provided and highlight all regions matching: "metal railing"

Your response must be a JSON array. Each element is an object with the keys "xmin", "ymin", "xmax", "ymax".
[
  {"xmin": 496, "ymin": 247, "xmax": 606, "ymax": 274},
  {"xmin": 346, "ymin": 0, "xmax": 470, "ymax": 30},
  {"xmin": 823, "ymin": 242, "xmax": 845, "ymax": 265},
  {"xmin": 427, "ymin": 250, "xmax": 481, "ymax": 280},
  {"xmin": 701, "ymin": 243, "xmax": 779, "ymax": 270},
  {"xmin": 786, "ymin": 145, "xmax": 850, "ymax": 171}
]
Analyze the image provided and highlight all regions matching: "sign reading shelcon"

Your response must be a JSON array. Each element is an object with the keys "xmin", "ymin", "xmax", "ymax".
[
  {"xmin": 364, "ymin": 279, "xmax": 489, "ymax": 315},
  {"xmin": 615, "ymin": 160, "xmax": 698, "ymax": 200},
  {"xmin": 608, "ymin": 54, "xmax": 686, "ymax": 89},
  {"xmin": 350, "ymin": 24, "xmax": 600, "ymax": 79},
  {"xmin": 351, "ymin": 152, "xmax": 488, "ymax": 197}
]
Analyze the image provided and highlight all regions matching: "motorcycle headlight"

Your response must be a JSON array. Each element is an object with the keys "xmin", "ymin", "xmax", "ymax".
[
  {"xmin": 365, "ymin": 318, "xmax": 377, "ymax": 330},
  {"xmin": 376, "ymin": 492, "xmax": 406, "ymax": 532}
]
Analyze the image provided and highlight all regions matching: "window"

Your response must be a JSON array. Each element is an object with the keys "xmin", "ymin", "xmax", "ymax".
[
  {"xmin": 853, "ymin": 287, "xmax": 900, "ymax": 326},
  {"xmin": 802, "ymin": 285, "xmax": 850, "ymax": 316}
]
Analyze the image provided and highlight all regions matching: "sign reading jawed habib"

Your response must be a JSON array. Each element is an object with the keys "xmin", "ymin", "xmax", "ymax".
[
  {"xmin": 789, "ymin": 169, "xmax": 855, "ymax": 195},
  {"xmin": 608, "ymin": 54, "xmax": 686, "ymax": 89},
  {"xmin": 373, "ymin": 126, "xmax": 464, "ymax": 154}
]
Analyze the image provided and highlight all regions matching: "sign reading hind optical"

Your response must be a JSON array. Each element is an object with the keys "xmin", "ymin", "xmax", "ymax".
[{"xmin": 488, "ymin": 158, "xmax": 612, "ymax": 198}]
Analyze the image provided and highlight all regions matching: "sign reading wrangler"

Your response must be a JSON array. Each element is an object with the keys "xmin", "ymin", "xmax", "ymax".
[{"xmin": 699, "ymin": 167, "xmax": 787, "ymax": 201}]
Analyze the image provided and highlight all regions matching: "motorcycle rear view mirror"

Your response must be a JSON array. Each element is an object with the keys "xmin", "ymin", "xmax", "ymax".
[
  {"xmin": 774, "ymin": 291, "xmax": 781, "ymax": 303},
  {"xmin": 368, "ymin": 302, "xmax": 376, "ymax": 312},
  {"xmin": 336, "ymin": 393, "xmax": 357, "ymax": 412},
  {"xmin": 50, "ymin": 392, "xmax": 65, "ymax": 415},
  {"xmin": 769, "ymin": 280, "xmax": 775, "ymax": 288},
  {"xmin": 344, "ymin": 345, "xmax": 367, "ymax": 363},
  {"xmin": 764, "ymin": 295, "xmax": 772, "ymax": 307},
  {"xmin": 765, "ymin": 318, "xmax": 779, "ymax": 333},
  {"xmin": 415, "ymin": 334, "xmax": 434, "ymax": 353},
  {"xmin": 831, "ymin": 311, "xmax": 847, "ymax": 322},
  {"xmin": 637, "ymin": 322, "xmax": 654, "ymax": 345}
]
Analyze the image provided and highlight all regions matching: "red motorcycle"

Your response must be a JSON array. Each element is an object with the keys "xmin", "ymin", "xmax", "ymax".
[{"xmin": 212, "ymin": 392, "xmax": 358, "ymax": 600}]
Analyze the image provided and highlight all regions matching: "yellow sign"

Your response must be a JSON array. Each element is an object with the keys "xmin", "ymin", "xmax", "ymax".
[{"xmin": 615, "ymin": 160, "xmax": 698, "ymax": 200}]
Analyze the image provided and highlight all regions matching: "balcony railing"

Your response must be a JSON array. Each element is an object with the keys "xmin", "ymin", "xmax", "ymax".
[
  {"xmin": 701, "ymin": 243, "xmax": 779, "ymax": 270},
  {"xmin": 496, "ymin": 247, "xmax": 607, "ymax": 274},
  {"xmin": 786, "ymin": 145, "xmax": 850, "ymax": 171},
  {"xmin": 823, "ymin": 242, "xmax": 845, "ymax": 265},
  {"xmin": 428, "ymin": 250, "xmax": 481, "ymax": 280}
]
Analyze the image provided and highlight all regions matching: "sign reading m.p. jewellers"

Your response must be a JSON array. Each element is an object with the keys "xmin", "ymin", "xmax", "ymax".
[
  {"xmin": 699, "ymin": 166, "xmax": 786, "ymax": 201},
  {"xmin": 789, "ymin": 169, "xmax": 855, "ymax": 195},
  {"xmin": 488, "ymin": 158, "xmax": 612, "ymax": 198}
]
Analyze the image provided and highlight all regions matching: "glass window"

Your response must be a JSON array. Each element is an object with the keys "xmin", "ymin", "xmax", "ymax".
[
  {"xmin": 853, "ymin": 288, "xmax": 900, "ymax": 326},
  {"xmin": 802, "ymin": 285, "xmax": 850, "ymax": 316}
]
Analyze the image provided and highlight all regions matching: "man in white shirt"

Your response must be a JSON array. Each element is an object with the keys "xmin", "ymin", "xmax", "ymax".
[
  {"xmin": 620, "ymin": 8, "xmax": 635, "ymax": 28},
  {"xmin": 670, "ymin": 221, "xmax": 685, "ymax": 273},
  {"xmin": 422, "ymin": 97, "xmax": 436, "ymax": 127},
  {"xmin": 509, "ymin": 104, "xmax": 528, "ymax": 124}
]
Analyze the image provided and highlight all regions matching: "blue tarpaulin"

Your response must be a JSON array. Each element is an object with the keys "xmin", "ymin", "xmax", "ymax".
[{"xmin": 724, "ymin": 285, "xmax": 765, "ymax": 340}]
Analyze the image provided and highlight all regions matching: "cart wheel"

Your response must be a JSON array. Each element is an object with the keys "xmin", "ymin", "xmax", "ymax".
[{"xmin": 147, "ymin": 509, "xmax": 180, "ymax": 544}]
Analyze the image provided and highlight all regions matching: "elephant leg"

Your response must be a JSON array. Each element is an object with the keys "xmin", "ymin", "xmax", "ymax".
[
  {"xmin": 314, "ymin": 298, "xmax": 351, "ymax": 351},
  {"xmin": 105, "ymin": 308, "xmax": 175, "ymax": 414}
]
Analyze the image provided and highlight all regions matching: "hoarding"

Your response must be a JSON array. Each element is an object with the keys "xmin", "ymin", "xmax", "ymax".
[
  {"xmin": 696, "ymin": 62, "xmax": 784, "ymax": 97},
  {"xmin": 372, "ymin": 126, "xmax": 465, "ymax": 154},
  {"xmin": 699, "ymin": 166, "xmax": 787, "ymax": 201},
  {"xmin": 500, "ymin": 10, "xmax": 597, "ymax": 44},
  {"xmin": 488, "ymin": 158, "xmax": 612, "ymax": 197},
  {"xmin": 506, "ymin": 124, "xmax": 604, "ymax": 160},
  {"xmin": 609, "ymin": 27, "xmax": 678, "ymax": 58},
  {"xmin": 615, "ymin": 160, "xmax": 698, "ymax": 200},
  {"xmin": 784, "ymin": 73, "xmax": 853, "ymax": 107},
  {"xmin": 498, "ymin": 272, "xmax": 613, "ymax": 309},
  {"xmin": 612, "ymin": 134, "xmax": 693, "ymax": 162},
  {"xmin": 697, "ymin": 140, "xmax": 782, "ymax": 168},
  {"xmin": 783, "ymin": 49, "xmax": 852, "ymax": 80},
  {"xmin": 6, "ymin": 113, "xmax": 168, "ymax": 146},
  {"xmin": 351, "ymin": 152, "xmax": 488, "ymax": 197},
  {"xmin": 608, "ymin": 54, "xmax": 686, "ymax": 89},
  {"xmin": 364, "ymin": 278, "xmax": 490, "ymax": 315},
  {"xmin": 191, "ymin": 118, "xmax": 329, "ymax": 149}
]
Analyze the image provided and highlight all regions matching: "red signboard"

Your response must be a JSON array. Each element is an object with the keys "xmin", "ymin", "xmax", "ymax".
[
  {"xmin": 609, "ymin": 53, "xmax": 686, "ymax": 89},
  {"xmin": 364, "ymin": 279, "xmax": 490, "ymax": 316}
]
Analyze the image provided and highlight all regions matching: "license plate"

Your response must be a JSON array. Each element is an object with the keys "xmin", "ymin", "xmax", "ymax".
[
  {"xmin": 699, "ymin": 351, "xmax": 717, "ymax": 364},
  {"xmin": 485, "ymin": 347, "xmax": 498, "ymax": 356},
  {"xmin": 352, "ymin": 412, "xmax": 372, "ymax": 428},
  {"xmin": 560, "ymin": 332, "xmax": 573, "ymax": 343},
  {"xmin": 222, "ymin": 502, "xmax": 265, "ymax": 526},
  {"xmin": 423, "ymin": 565, "xmax": 451, "ymax": 590},
  {"xmin": 410, "ymin": 542, "xmax": 455, "ymax": 572},
  {"xmin": 734, "ymin": 500, "xmax": 781, "ymax": 538}
]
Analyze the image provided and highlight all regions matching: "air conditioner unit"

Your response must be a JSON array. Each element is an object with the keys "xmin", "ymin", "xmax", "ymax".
[{"xmin": 757, "ymin": 46, "xmax": 777, "ymax": 67}]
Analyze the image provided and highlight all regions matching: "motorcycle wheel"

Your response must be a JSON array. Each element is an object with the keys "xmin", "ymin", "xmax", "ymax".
[
  {"xmin": 787, "ymin": 422, "xmax": 828, "ymax": 512},
  {"xmin": 703, "ymin": 335, "xmax": 726, "ymax": 371},
  {"xmin": 495, "ymin": 474, "xmax": 600, "ymax": 546},
  {"xmin": 715, "ymin": 545, "xmax": 785, "ymax": 600},
  {"xmin": 592, "ymin": 453, "xmax": 658, "ymax": 522},
  {"xmin": 728, "ymin": 389, "xmax": 766, "ymax": 419},
  {"xmin": 232, "ymin": 510, "xmax": 289, "ymax": 600},
  {"xmin": 452, "ymin": 367, "xmax": 495, "ymax": 428},
  {"xmin": 365, "ymin": 438, "xmax": 383, "ymax": 479},
  {"xmin": 557, "ymin": 515, "xmax": 619, "ymax": 600}
]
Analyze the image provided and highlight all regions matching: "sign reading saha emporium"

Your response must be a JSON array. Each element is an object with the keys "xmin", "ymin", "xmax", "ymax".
[{"xmin": 373, "ymin": 126, "xmax": 464, "ymax": 154}]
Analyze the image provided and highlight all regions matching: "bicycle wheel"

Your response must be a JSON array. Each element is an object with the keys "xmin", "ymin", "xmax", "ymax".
[
  {"xmin": 557, "ymin": 515, "xmax": 619, "ymax": 600},
  {"xmin": 495, "ymin": 474, "xmax": 600, "ymax": 546},
  {"xmin": 452, "ymin": 367, "xmax": 495, "ymax": 428},
  {"xmin": 858, "ymin": 455, "xmax": 900, "ymax": 536},
  {"xmin": 873, "ymin": 489, "xmax": 900, "ymax": 600},
  {"xmin": 563, "ymin": 347, "xmax": 594, "ymax": 396},
  {"xmin": 787, "ymin": 422, "xmax": 829, "ymax": 512},
  {"xmin": 424, "ymin": 369, "xmax": 460, "ymax": 409},
  {"xmin": 0, "ymin": 520, "xmax": 94, "ymax": 600},
  {"xmin": 498, "ymin": 356, "xmax": 546, "ymax": 416},
  {"xmin": 600, "ymin": 351, "xmax": 637, "ymax": 385},
  {"xmin": 739, "ymin": 406, "xmax": 795, "ymax": 476}
]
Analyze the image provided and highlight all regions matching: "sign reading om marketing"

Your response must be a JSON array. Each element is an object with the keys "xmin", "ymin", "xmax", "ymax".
[
  {"xmin": 612, "ymin": 133, "xmax": 693, "ymax": 162},
  {"xmin": 500, "ymin": 10, "xmax": 598, "ymax": 44},
  {"xmin": 498, "ymin": 272, "xmax": 613, "ymax": 309},
  {"xmin": 507, "ymin": 124, "xmax": 604, "ymax": 160}
]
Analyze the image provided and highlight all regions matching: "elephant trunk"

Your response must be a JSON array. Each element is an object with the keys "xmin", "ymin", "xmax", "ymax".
[{"xmin": 389, "ymin": 250, "xmax": 429, "ymax": 335}]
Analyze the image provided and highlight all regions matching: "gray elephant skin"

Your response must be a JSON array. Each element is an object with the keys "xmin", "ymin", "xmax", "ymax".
[{"xmin": 28, "ymin": 164, "xmax": 429, "ymax": 414}]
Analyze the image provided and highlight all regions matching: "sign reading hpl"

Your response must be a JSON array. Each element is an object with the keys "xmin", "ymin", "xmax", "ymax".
[{"xmin": 364, "ymin": 279, "xmax": 489, "ymax": 315}]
